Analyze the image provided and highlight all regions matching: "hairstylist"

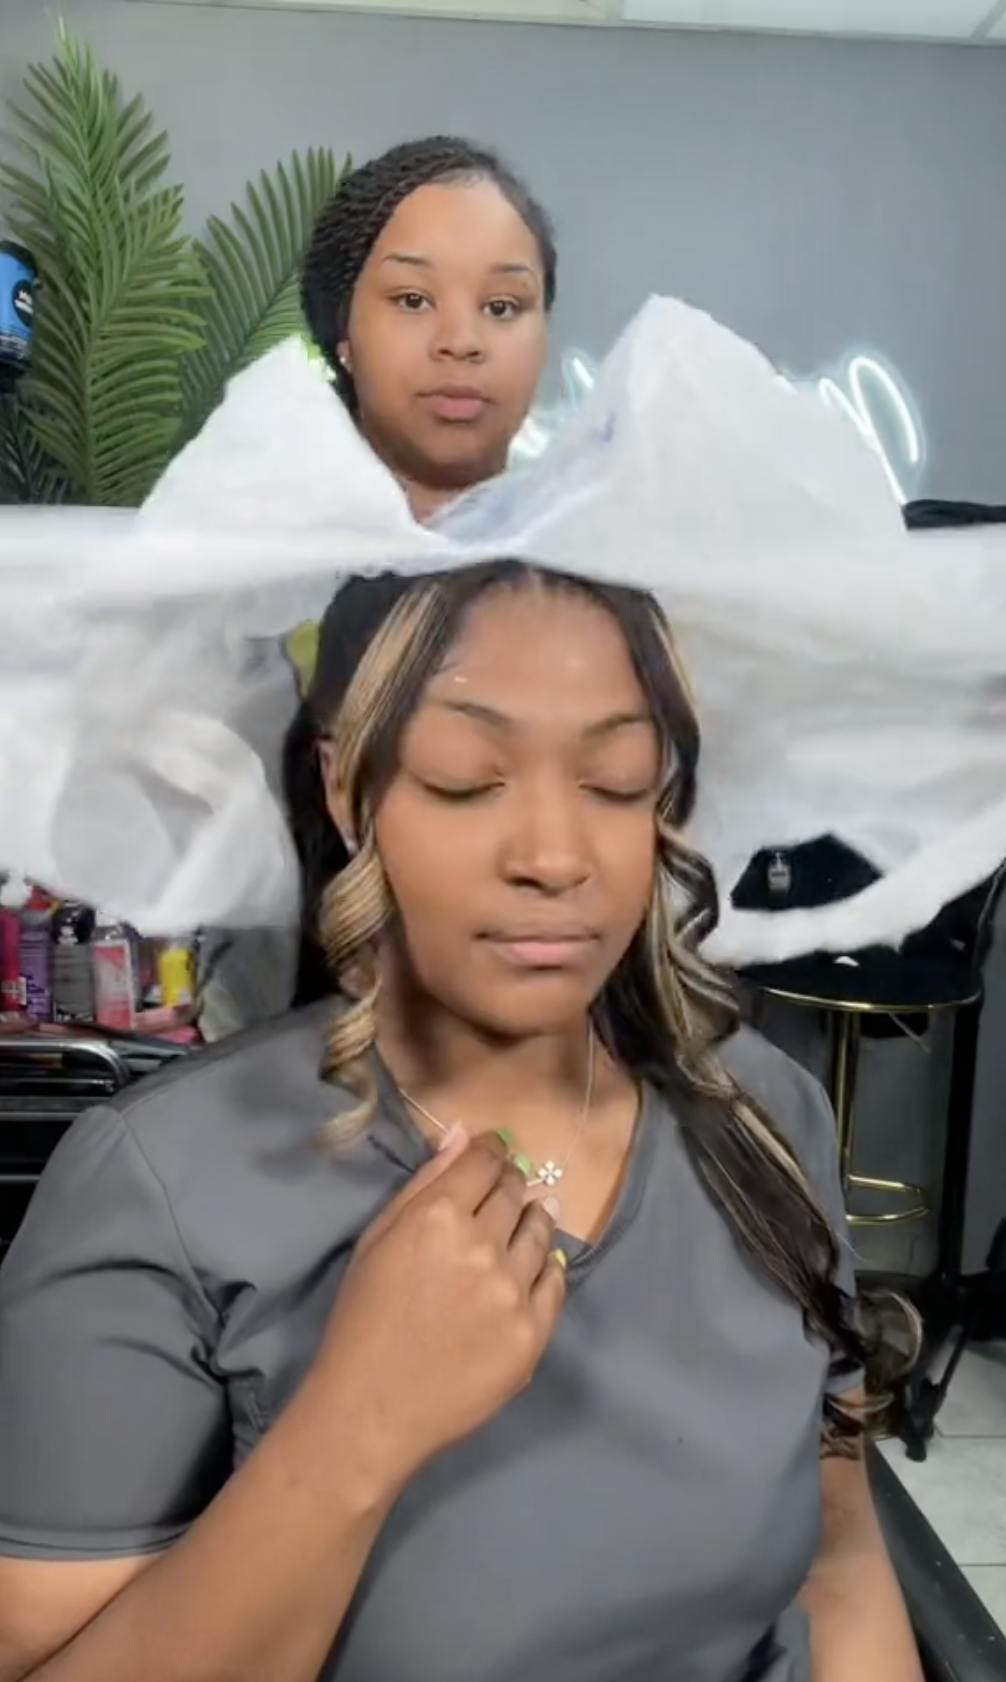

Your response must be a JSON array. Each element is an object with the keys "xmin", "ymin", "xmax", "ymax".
[
  {"xmin": 205, "ymin": 136, "xmax": 556, "ymax": 1035},
  {"xmin": 303, "ymin": 135, "xmax": 554, "ymax": 521}
]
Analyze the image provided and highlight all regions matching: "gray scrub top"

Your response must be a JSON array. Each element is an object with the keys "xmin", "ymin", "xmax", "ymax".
[{"xmin": 0, "ymin": 1006, "xmax": 860, "ymax": 1682}]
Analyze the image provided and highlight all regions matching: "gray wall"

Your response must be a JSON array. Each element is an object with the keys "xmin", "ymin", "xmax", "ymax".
[
  {"xmin": 4, "ymin": 0, "xmax": 1006, "ymax": 499},
  {"xmin": 3, "ymin": 1, "xmax": 1004, "ymax": 1265}
]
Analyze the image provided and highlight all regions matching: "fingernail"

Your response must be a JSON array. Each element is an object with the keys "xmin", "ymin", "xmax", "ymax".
[
  {"xmin": 512, "ymin": 1152, "xmax": 534, "ymax": 1180},
  {"xmin": 542, "ymin": 1195, "xmax": 561, "ymax": 1220},
  {"xmin": 437, "ymin": 1123, "xmax": 465, "ymax": 1154},
  {"xmin": 551, "ymin": 1247, "xmax": 568, "ymax": 1272},
  {"xmin": 495, "ymin": 1128, "xmax": 515, "ymax": 1148}
]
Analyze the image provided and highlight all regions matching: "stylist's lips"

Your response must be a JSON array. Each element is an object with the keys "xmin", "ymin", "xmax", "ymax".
[
  {"xmin": 482, "ymin": 929, "xmax": 599, "ymax": 971},
  {"xmin": 424, "ymin": 385, "xmax": 489, "ymax": 423}
]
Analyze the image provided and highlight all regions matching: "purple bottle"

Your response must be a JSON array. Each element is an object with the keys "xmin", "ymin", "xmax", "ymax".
[{"xmin": 19, "ymin": 888, "xmax": 54, "ymax": 1020}]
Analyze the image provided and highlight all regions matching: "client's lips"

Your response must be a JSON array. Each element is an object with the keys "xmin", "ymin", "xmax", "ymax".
[
  {"xmin": 423, "ymin": 386, "xmax": 490, "ymax": 423},
  {"xmin": 482, "ymin": 929, "xmax": 599, "ymax": 970}
]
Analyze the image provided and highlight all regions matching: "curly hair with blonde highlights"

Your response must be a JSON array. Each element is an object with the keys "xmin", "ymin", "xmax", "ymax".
[{"xmin": 284, "ymin": 560, "xmax": 902, "ymax": 1453}]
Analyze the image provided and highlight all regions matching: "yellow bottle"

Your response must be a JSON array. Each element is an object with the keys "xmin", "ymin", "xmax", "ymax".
[{"xmin": 158, "ymin": 939, "xmax": 197, "ymax": 1010}]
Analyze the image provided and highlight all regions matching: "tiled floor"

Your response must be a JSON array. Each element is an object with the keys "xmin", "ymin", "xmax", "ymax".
[{"xmin": 880, "ymin": 1343, "xmax": 1006, "ymax": 1628}]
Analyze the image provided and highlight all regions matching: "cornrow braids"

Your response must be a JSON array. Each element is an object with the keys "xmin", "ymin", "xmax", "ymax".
[{"xmin": 301, "ymin": 136, "xmax": 557, "ymax": 405}]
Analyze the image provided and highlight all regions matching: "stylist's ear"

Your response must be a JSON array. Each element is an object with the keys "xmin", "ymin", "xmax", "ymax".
[{"xmin": 318, "ymin": 739, "xmax": 357, "ymax": 856}]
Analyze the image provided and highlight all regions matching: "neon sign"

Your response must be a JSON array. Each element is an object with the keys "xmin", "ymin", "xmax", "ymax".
[
  {"xmin": 812, "ymin": 354, "xmax": 923, "ymax": 504},
  {"xmin": 513, "ymin": 343, "xmax": 926, "ymax": 505}
]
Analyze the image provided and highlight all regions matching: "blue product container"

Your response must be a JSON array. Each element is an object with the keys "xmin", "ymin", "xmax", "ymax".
[{"xmin": 0, "ymin": 241, "xmax": 36, "ymax": 372}]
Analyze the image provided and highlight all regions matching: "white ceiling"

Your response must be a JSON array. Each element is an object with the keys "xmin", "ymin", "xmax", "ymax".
[
  {"xmin": 623, "ymin": 2, "xmax": 1005, "ymax": 40},
  {"xmin": 145, "ymin": 0, "xmax": 616, "ymax": 19},
  {"xmin": 144, "ymin": 0, "xmax": 1006, "ymax": 42}
]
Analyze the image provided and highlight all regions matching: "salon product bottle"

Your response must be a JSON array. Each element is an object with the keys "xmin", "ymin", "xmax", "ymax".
[
  {"xmin": 91, "ymin": 911, "xmax": 137, "ymax": 1032},
  {"xmin": 0, "ymin": 240, "xmax": 36, "ymax": 378},
  {"xmin": 19, "ymin": 887, "xmax": 54, "ymax": 1020},
  {"xmin": 157, "ymin": 936, "xmax": 197, "ymax": 1010},
  {"xmin": 0, "ymin": 875, "xmax": 27, "ymax": 1014},
  {"xmin": 52, "ymin": 902, "xmax": 96, "ymax": 1024},
  {"xmin": 137, "ymin": 937, "xmax": 161, "ymax": 1009}
]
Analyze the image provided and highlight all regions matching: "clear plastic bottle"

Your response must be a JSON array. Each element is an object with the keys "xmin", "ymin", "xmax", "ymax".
[{"xmin": 52, "ymin": 902, "xmax": 96, "ymax": 1024}]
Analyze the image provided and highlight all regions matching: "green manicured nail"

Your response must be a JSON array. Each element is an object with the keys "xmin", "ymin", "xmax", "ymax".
[
  {"xmin": 496, "ymin": 1128, "xmax": 515, "ymax": 1147},
  {"xmin": 512, "ymin": 1152, "xmax": 534, "ymax": 1180}
]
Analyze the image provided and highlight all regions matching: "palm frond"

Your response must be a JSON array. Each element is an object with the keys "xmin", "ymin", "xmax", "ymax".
[
  {"xmin": 180, "ymin": 148, "xmax": 347, "ymax": 442},
  {"xmin": 0, "ymin": 387, "xmax": 66, "ymax": 504},
  {"xmin": 0, "ymin": 26, "xmax": 206, "ymax": 505}
]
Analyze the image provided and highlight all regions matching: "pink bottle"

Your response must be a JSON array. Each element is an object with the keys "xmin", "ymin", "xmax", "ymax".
[
  {"xmin": 0, "ymin": 875, "xmax": 29, "ymax": 1016},
  {"xmin": 91, "ymin": 911, "xmax": 137, "ymax": 1032}
]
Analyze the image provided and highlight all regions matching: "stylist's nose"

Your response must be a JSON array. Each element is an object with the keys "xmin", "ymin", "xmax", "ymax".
[
  {"xmin": 432, "ymin": 300, "xmax": 486, "ymax": 364},
  {"xmin": 502, "ymin": 783, "xmax": 591, "ymax": 896}
]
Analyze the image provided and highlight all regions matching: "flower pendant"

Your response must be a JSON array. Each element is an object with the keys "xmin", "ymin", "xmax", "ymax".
[{"xmin": 538, "ymin": 1161, "xmax": 563, "ymax": 1188}]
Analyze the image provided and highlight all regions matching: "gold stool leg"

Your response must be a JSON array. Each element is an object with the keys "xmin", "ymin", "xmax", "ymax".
[
  {"xmin": 845, "ymin": 1173, "xmax": 928, "ymax": 1224},
  {"xmin": 828, "ymin": 1011, "xmax": 927, "ymax": 1227},
  {"xmin": 829, "ymin": 1011, "xmax": 861, "ymax": 1191}
]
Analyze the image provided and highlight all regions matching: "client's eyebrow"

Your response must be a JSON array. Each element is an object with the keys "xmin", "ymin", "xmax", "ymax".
[{"xmin": 435, "ymin": 699, "xmax": 652, "ymax": 738}]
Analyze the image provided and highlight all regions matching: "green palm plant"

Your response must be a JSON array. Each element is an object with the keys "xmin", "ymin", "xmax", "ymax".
[
  {"xmin": 0, "ymin": 388, "xmax": 65, "ymax": 505},
  {"xmin": 181, "ymin": 148, "xmax": 347, "ymax": 444},
  {"xmin": 0, "ymin": 25, "xmax": 347, "ymax": 506},
  {"xmin": 0, "ymin": 26, "xmax": 206, "ymax": 505}
]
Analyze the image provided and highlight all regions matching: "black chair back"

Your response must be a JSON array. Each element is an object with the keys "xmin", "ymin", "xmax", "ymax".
[{"xmin": 0, "ymin": 1033, "xmax": 190, "ymax": 1258}]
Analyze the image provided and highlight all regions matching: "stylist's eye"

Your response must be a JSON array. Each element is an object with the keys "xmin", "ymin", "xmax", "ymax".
[
  {"xmin": 395, "ymin": 292, "xmax": 431, "ymax": 313},
  {"xmin": 485, "ymin": 297, "xmax": 523, "ymax": 321}
]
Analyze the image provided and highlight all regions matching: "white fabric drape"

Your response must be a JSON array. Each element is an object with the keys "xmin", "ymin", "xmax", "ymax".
[{"xmin": 2, "ymin": 297, "xmax": 1003, "ymax": 963}]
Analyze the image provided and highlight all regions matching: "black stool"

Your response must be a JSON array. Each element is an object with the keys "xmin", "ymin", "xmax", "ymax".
[
  {"xmin": 743, "ymin": 863, "xmax": 1005, "ymax": 1463},
  {"xmin": 745, "ymin": 952, "xmax": 981, "ymax": 1232}
]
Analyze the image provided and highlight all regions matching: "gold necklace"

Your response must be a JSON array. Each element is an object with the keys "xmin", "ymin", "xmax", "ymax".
[{"xmin": 398, "ymin": 1028, "xmax": 596, "ymax": 1191}]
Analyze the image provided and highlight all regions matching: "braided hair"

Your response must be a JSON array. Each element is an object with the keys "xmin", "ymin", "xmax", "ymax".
[
  {"xmin": 290, "ymin": 142, "xmax": 555, "ymax": 998},
  {"xmin": 302, "ymin": 136, "xmax": 557, "ymax": 409}
]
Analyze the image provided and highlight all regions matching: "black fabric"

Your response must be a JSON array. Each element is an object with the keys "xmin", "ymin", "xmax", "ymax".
[
  {"xmin": 731, "ymin": 836, "xmax": 880, "ymax": 915},
  {"xmin": 743, "ymin": 949, "xmax": 979, "ymax": 1013},
  {"xmin": 903, "ymin": 500, "xmax": 1006, "ymax": 530},
  {"xmin": 735, "ymin": 844, "xmax": 1002, "ymax": 1016},
  {"xmin": 732, "ymin": 831, "xmax": 1001, "ymax": 981}
]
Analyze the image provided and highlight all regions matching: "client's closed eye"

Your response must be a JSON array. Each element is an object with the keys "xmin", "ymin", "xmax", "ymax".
[
  {"xmin": 586, "ymin": 785, "xmax": 654, "ymax": 805},
  {"xmin": 420, "ymin": 781, "xmax": 503, "ymax": 803}
]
